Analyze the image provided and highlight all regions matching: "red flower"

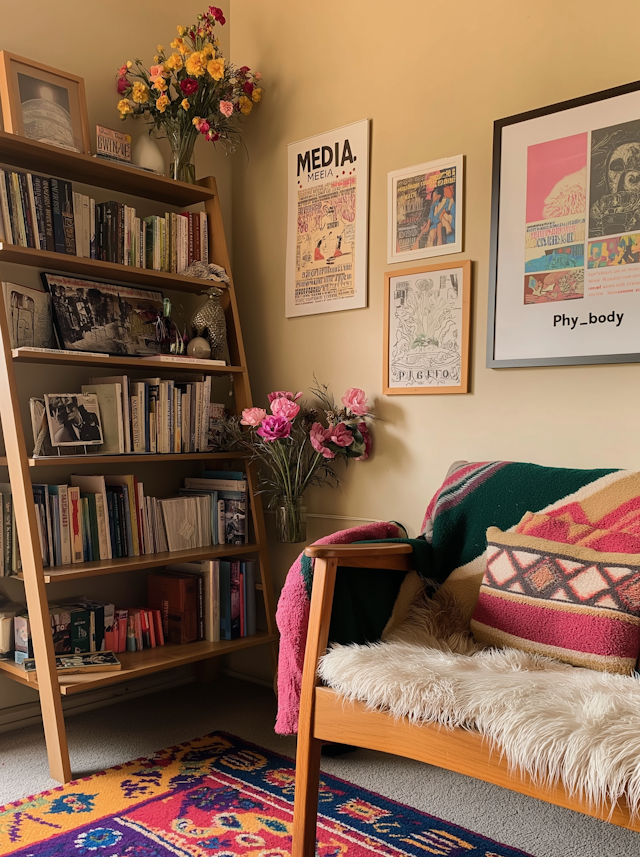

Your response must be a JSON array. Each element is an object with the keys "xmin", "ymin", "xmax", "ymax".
[
  {"xmin": 238, "ymin": 65, "xmax": 250, "ymax": 73},
  {"xmin": 257, "ymin": 416, "xmax": 292, "ymax": 442},
  {"xmin": 117, "ymin": 77, "xmax": 128, "ymax": 94},
  {"xmin": 209, "ymin": 6, "xmax": 226, "ymax": 24},
  {"xmin": 180, "ymin": 78, "xmax": 199, "ymax": 96},
  {"xmin": 243, "ymin": 81, "xmax": 254, "ymax": 95}
]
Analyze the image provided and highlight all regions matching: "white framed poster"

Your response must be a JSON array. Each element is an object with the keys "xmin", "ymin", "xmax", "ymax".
[
  {"xmin": 383, "ymin": 260, "xmax": 471, "ymax": 395},
  {"xmin": 387, "ymin": 155, "xmax": 463, "ymax": 264},
  {"xmin": 488, "ymin": 79, "xmax": 640, "ymax": 367},
  {"xmin": 285, "ymin": 119, "xmax": 370, "ymax": 318}
]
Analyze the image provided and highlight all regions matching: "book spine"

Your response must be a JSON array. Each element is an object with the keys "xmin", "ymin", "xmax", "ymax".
[
  {"xmin": 60, "ymin": 180, "xmax": 76, "ymax": 255},
  {"xmin": 68, "ymin": 486, "xmax": 83, "ymax": 563},
  {"xmin": 31, "ymin": 175, "xmax": 48, "ymax": 251},
  {"xmin": 19, "ymin": 173, "xmax": 35, "ymax": 248},
  {"xmin": 93, "ymin": 493, "xmax": 108, "ymax": 560},
  {"xmin": 90, "ymin": 197, "xmax": 96, "ymax": 258},
  {"xmin": 193, "ymin": 212, "xmax": 201, "ymax": 262},
  {"xmin": 49, "ymin": 179, "xmax": 65, "ymax": 254},
  {"xmin": 10, "ymin": 173, "xmax": 27, "ymax": 247},
  {"xmin": 59, "ymin": 486, "xmax": 71, "ymax": 565},
  {"xmin": 0, "ymin": 169, "xmax": 12, "ymax": 244},
  {"xmin": 26, "ymin": 174, "xmax": 40, "ymax": 249},
  {"xmin": 72, "ymin": 191, "xmax": 83, "ymax": 257},
  {"xmin": 131, "ymin": 394, "xmax": 141, "ymax": 453},
  {"xmin": 244, "ymin": 560, "xmax": 257, "ymax": 636},
  {"xmin": 202, "ymin": 212, "xmax": 209, "ymax": 262},
  {"xmin": 82, "ymin": 195, "xmax": 90, "ymax": 257}
]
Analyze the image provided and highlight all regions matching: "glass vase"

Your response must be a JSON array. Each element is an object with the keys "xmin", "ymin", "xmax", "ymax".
[
  {"xmin": 166, "ymin": 126, "xmax": 197, "ymax": 184},
  {"xmin": 275, "ymin": 496, "xmax": 307, "ymax": 543}
]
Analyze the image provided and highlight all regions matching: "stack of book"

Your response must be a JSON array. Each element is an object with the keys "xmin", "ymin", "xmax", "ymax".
[
  {"xmin": 0, "ymin": 168, "xmax": 209, "ymax": 272},
  {"xmin": 12, "ymin": 471, "xmax": 248, "ymax": 571},
  {"xmin": 30, "ymin": 373, "xmax": 213, "ymax": 457}
]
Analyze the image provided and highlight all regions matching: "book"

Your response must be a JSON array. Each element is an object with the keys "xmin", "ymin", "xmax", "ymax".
[
  {"xmin": 70, "ymin": 475, "xmax": 112, "ymax": 559},
  {"xmin": 243, "ymin": 560, "xmax": 257, "ymax": 637},
  {"xmin": 91, "ymin": 375, "xmax": 131, "ymax": 453},
  {"xmin": 81, "ymin": 383, "xmax": 125, "ymax": 454},
  {"xmin": 67, "ymin": 486, "xmax": 83, "ymax": 563},
  {"xmin": 138, "ymin": 354, "xmax": 226, "ymax": 366},
  {"xmin": 22, "ymin": 651, "xmax": 121, "ymax": 676},
  {"xmin": 147, "ymin": 572, "xmax": 198, "ymax": 644}
]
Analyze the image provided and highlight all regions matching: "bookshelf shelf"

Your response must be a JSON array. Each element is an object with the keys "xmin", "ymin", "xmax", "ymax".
[
  {"xmin": 0, "ymin": 172, "xmax": 278, "ymax": 784},
  {"xmin": 0, "ymin": 632, "xmax": 278, "ymax": 694},
  {"xmin": 0, "ymin": 243, "xmax": 228, "ymax": 294},
  {"xmin": 31, "ymin": 543, "xmax": 265, "ymax": 583},
  {"xmin": 13, "ymin": 348, "xmax": 243, "ymax": 374},
  {"xmin": 29, "ymin": 451, "xmax": 248, "ymax": 467},
  {"xmin": 0, "ymin": 130, "xmax": 214, "ymax": 206}
]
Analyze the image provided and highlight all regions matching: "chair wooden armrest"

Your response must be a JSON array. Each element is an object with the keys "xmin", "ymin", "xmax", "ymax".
[{"xmin": 304, "ymin": 542, "xmax": 413, "ymax": 568}]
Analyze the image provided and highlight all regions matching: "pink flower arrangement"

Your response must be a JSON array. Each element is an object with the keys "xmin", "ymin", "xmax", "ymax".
[{"xmin": 235, "ymin": 380, "xmax": 375, "ymax": 507}]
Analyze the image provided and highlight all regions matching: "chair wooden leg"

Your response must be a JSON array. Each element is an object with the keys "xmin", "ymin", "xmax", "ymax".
[{"xmin": 292, "ymin": 730, "xmax": 323, "ymax": 857}]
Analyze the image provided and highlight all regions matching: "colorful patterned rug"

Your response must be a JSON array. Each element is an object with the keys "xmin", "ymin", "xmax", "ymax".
[{"xmin": 0, "ymin": 732, "xmax": 533, "ymax": 857}]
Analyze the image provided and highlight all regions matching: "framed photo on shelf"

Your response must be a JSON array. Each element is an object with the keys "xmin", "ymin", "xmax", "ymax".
[
  {"xmin": 41, "ymin": 273, "xmax": 163, "ymax": 356},
  {"xmin": 0, "ymin": 52, "xmax": 90, "ymax": 154},
  {"xmin": 388, "ymin": 155, "xmax": 463, "ymax": 264},
  {"xmin": 44, "ymin": 393, "xmax": 103, "ymax": 447},
  {"xmin": 383, "ymin": 259, "xmax": 471, "ymax": 395},
  {"xmin": 2, "ymin": 281, "xmax": 56, "ymax": 349},
  {"xmin": 489, "ymin": 79, "xmax": 640, "ymax": 368}
]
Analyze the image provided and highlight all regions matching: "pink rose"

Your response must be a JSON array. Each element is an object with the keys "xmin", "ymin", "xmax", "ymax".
[
  {"xmin": 257, "ymin": 415, "xmax": 291, "ymax": 442},
  {"xmin": 270, "ymin": 397, "xmax": 300, "ymax": 421},
  {"xmin": 149, "ymin": 64, "xmax": 165, "ymax": 79},
  {"xmin": 309, "ymin": 422, "xmax": 335, "ymax": 459},
  {"xmin": 219, "ymin": 100, "xmax": 234, "ymax": 118},
  {"xmin": 328, "ymin": 422, "xmax": 354, "ymax": 447},
  {"xmin": 240, "ymin": 407, "xmax": 266, "ymax": 427},
  {"xmin": 355, "ymin": 422, "xmax": 372, "ymax": 461},
  {"xmin": 117, "ymin": 77, "xmax": 129, "ymax": 94},
  {"xmin": 267, "ymin": 390, "xmax": 303, "ymax": 404},
  {"xmin": 255, "ymin": 72, "xmax": 262, "ymax": 81},
  {"xmin": 342, "ymin": 387, "xmax": 368, "ymax": 416},
  {"xmin": 198, "ymin": 120, "xmax": 211, "ymax": 134},
  {"xmin": 117, "ymin": 64, "xmax": 128, "ymax": 77}
]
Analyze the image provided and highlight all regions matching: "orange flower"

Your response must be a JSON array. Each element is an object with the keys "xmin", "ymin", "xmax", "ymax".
[
  {"xmin": 207, "ymin": 57, "xmax": 225, "ymax": 81},
  {"xmin": 185, "ymin": 51, "xmax": 206, "ymax": 77},
  {"xmin": 155, "ymin": 93, "xmax": 170, "ymax": 113}
]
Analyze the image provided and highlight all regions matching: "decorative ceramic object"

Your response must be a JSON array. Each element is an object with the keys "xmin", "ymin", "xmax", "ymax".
[
  {"xmin": 132, "ymin": 131, "xmax": 165, "ymax": 175},
  {"xmin": 186, "ymin": 336, "xmax": 212, "ymax": 359},
  {"xmin": 191, "ymin": 288, "xmax": 227, "ymax": 361}
]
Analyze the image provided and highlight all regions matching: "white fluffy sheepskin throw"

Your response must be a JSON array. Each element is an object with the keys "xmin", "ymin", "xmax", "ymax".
[{"xmin": 318, "ymin": 588, "xmax": 640, "ymax": 816}]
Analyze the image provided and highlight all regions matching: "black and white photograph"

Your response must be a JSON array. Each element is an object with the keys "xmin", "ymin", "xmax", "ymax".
[
  {"xmin": 589, "ymin": 118, "xmax": 640, "ymax": 239},
  {"xmin": 2, "ymin": 281, "xmax": 56, "ymax": 349},
  {"xmin": 42, "ymin": 273, "xmax": 163, "ymax": 356},
  {"xmin": 44, "ymin": 393, "xmax": 103, "ymax": 447}
]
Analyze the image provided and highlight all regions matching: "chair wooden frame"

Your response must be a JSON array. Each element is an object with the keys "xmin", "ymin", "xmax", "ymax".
[{"xmin": 291, "ymin": 544, "xmax": 640, "ymax": 856}]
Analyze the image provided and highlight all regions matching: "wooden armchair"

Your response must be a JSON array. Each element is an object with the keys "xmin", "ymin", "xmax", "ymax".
[{"xmin": 291, "ymin": 543, "xmax": 640, "ymax": 857}]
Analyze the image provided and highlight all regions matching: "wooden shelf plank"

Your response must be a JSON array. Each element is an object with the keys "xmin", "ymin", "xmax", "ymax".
[
  {"xmin": 33, "ymin": 543, "xmax": 265, "ymax": 583},
  {"xmin": 29, "ymin": 451, "xmax": 247, "ymax": 467},
  {"xmin": 0, "ymin": 632, "xmax": 279, "ymax": 694},
  {"xmin": 0, "ymin": 457, "xmax": 6, "ymax": 466},
  {"xmin": 0, "ymin": 130, "xmax": 214, "ymax": 206},
  {"xmin": 12, "ymin": 347, "xmax": 242, "ymax": 374},
  {"xmin": 0, "ymin": 244, "xmax": 228, "ymax": 294}
]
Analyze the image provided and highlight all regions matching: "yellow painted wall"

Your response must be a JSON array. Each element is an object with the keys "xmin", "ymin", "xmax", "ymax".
[{"xmin": 230, "ymin": 0, "xmax": 640, "ymax": 571}]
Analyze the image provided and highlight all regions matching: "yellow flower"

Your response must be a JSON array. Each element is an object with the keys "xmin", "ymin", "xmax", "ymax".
[
  {"xmin": 155, "ymin": 93, "xmax": 170, "ymax": 113},
  {"xmin": 157, "ymin": 44, "xmax": 164, "ymax": 53},
  {"xmin": 170, "ymin": 37, "xmax": 191, "ymax": 55},
  {"xmin": 207, "ymin": 57, "xmax": 225, "ymax": 81},
  {"xmin": 177, "ymin": 25, "xmax": 187, "ymax": 36},
  {"xmin": 192, "ymin": 116, "xmax": 202, "ymax": 126},
  {"xmin": 117, "ymin": 98, "xmax": 133, "ymax": 116},
  {"xmin": 154, "ymin": 55, "xmax": 161, "ymax": 64},
  {"xmin": 202, "ymin": 42, "xmax": 215, "ymax": 57},
  {"xmin": 181, "ymin": 98, "xmax": 190, "ymax": 110},
  {"xmin": 131, "ymin": 81, "xmax": 150, "ymax": 104},
  {"xmin": 152, "ymin": 77, "xmax": 167, "ymax": 92},
  {"xmin": 164, "ymin": 52, "xmax": 183, "ymax": 71},
  {"xmin": 251, "ymin": 87, "xmax": 262, "ymax": 103},
  {"xmin": 126, "ymin": 60, "xmax": 132, "ymax": 68},
  {"xmin": 238, "ymin": 95, "xmax": 253, "ymax": 115},
  {"xmin": 185, "ymin": 51, "xmax": 206, "ymax": 77}
]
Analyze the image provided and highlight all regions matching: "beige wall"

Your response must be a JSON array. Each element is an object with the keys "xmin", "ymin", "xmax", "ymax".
[{"xmin": 230, "ymin": 0, "xmax": 640, "ymax": 574}]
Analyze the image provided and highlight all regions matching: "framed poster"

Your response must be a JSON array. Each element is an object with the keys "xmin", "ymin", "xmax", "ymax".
[
  {"xmin": 285, "ymin": 119, "xmax": 369, "ymax": 318},
  {"xmin": 388, "ymin": 155, "xmax": 463, "ymax": 264},
  {"xmin": 488, "ymin": 80, "xmax": 640, "ymax": 367},
  {"xmin": 0, "ymin": 52, "xmax": 90, "ymax": 154},
  {"xmin": 384, "ymin": 260, "xmax": 471, "ymax": 395}
]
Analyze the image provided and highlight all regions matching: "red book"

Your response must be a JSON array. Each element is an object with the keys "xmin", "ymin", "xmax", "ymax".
[
  {"xmin": 116, "ymin": 609, "xmax": 128, "ymax": 653},
  {"xmin": 151, "ymin": 608, "xmax": 164, "ymax": 646},
  {"xmin": 146, "ymin": 609, "xmax": 156, "ymax": 648}
]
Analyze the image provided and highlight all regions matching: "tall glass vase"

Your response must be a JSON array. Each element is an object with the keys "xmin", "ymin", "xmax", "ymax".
[
  {"xmin": 166, "ymin": 125, "xmax": 197, "ymax": 184},
  {"xmin": 275, "ymin": 496, "xmax": 307, "ymax": 543}
]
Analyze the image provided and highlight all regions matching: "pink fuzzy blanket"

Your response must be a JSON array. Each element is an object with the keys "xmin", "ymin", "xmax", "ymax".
[{"xmin": 275, "ymin": 520, "xmax": 403, "ymax": 734}]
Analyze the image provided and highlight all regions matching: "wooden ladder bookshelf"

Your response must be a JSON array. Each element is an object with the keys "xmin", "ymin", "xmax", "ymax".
[{"xmin": 0, "ymin": 132, "xmax": 279, "ymax": 784}]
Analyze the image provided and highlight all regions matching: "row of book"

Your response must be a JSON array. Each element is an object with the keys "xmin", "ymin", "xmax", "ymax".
[
  {"xmin": 0, "ymin": 471, "xmax": 248, "ymax": 574},
  {"xmin": 6, "ymin": 560, "xmax": 257, "ymax": 665},
  {"xmin": 0, "ymin": 168, "xmax": 209, "ymax": 272},
  {"xmin": 31, "ymin": 373, "xmax": 215, "ymax": 457}
]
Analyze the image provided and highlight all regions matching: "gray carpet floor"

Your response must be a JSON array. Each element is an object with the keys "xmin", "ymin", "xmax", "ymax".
[{"xmin": 0, "ymin": 675, "xmax": 638, "ymax": 857}]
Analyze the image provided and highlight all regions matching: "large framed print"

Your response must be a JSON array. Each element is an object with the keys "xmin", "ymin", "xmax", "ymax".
[
  {"xmin": 0, "ymin": 52, "xmax": 90, "ymax": 154},
  {"xmin": 488, "ymin": 80, "xmax": 640, "ymax": 368},
  {"xmin": 285, "ymin": 120, "xmax": 369, "ymax": 318},
  {"xmin": 388, "ymin": 155, "xmax": 463, "ymax": 264},
  {"xmin": 384, "ymin": 260, "xmax": 471, "ymax": 395}
]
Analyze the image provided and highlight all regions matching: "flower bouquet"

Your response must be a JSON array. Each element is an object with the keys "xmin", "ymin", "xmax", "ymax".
[
  {"xmin": 115, "ymin": 6, "xmax": 263, "ymax": 182},
  {"xmin": 218, "ymin": 381, "xmax": 374, "ymax": 542}
]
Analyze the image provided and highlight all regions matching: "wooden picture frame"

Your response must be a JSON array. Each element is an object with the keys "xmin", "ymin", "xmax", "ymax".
[
  {"xmin": 384, "ymin": 259, "xmax": 471, "ymax": 395},
  {"xmin": 0, "ymin": 52, "xmax": 90, "ymax": 155},
  {"xmin": 488, "ymin": 79, "xmax": 640, "ymax": 368},
  {"xmin": 388, "ymin": 155, "xmax": 463, "ymax": 264}
]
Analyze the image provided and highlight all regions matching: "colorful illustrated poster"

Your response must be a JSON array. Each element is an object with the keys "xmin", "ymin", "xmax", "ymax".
[
  {"xmin": 384, "ymin": 261, "xmax": 470, "ymax": 395},
  {"xmin": 490, "ymin": 84, "xmax": 640, "ymax": 366},
  {"xmin": 388, "ymin": 155, "xmax": 463, "ymax": 263},
  {"xmin": 285, "ymin": 120, "xmax": 369, "ymax": 318}
]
